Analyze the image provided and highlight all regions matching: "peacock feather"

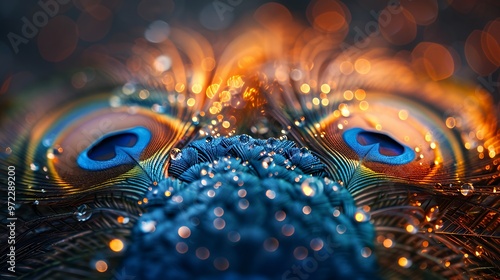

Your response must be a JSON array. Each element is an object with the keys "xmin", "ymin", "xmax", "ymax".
[{"xmin": 1, "ymin": 1, "xmax": 499, "ymax": 279}]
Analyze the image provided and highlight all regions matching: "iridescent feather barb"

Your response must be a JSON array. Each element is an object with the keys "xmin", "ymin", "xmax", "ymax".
[{"xmin": 1, "ymin": 4, "xmax": 500, "ymax": 280}]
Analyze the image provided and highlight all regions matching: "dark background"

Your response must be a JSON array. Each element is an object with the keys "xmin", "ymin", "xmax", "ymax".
[{"xmin": 0, "ymin": 0, "xmax": 499, "ymax": 102}]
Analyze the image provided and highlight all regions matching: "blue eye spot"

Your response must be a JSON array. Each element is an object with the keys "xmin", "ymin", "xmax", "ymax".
[
  {"xmin": 77, "ymin": 127, "xmax": 151, "ymax": 170},
  {"xmin": 343, "ymin": 128, "xmax": 415, "ymax": 165},
  {"xmin": 356, "ymin": 131, "xmax": 405, "ymax": 157},
  {"xmin": 87, "ymin": 133, "xmax": 138, "ymax": 161}
]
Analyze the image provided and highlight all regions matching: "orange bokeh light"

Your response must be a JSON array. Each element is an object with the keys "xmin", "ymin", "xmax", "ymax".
[
  {"xmin": 465, "ymin": 30, "xmax": 499, "ymax": 75},
  {"xmin": 37, "ymin": 16, "xmax": 79, "ymax": 62},
  {"xmin": 95, "ymin": 260, "xmax": 108, "ymax": 272},
  {"xmin": 379, "ymin": 8, "xmax": 417, "ymax": 45},
  {"xmin": 254, "ymin": 2, "xmax": 292, "ymax": 32},
  {"xmin": 482, "ymin": 19, "xmax": 500, "ymax": 66},
  {"xmin": 412, "ymin": 42, "xmax": 455, "ymax": 81},
  {"xmin": 307, "ymin": 0, "xmax": 351, "ymax": 33},
  {"xmin": 401, "ymin": 0, "xmax": 438, "ymax": 26},
  {"xmin": 314, "ymin": 11, "xmax": 346, "ymax": 33},
  {"xmin": 109, "ymin": 239, "xmax": 124, "ymax": 252},
  {"xmin": 77, "ymin": 5, "xmax": 113, "ymax": 42}
]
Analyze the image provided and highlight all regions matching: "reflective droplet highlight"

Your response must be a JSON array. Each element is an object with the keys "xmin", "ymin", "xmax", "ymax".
[
  {"xmin": 301, "ymin": 177, "xmax": 324, "ymax": 197},
  {"xmin": 460, "ymin": 183, "xmax": 474, "ymax": 196},
  {"xmin": 170, "ymin": 148, "xmax": 182, "ymax": 160},
  {"xmin": 73, "ymin": 204, "xmax": 92, "ymax": 222}
]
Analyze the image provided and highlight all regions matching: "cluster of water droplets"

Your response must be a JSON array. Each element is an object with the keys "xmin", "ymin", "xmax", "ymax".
[
  {"xmin": 119, "ymin": 135, "xmax": 378, "ymax": 279},
  {"xmin": 432, "ymin": 182, "xmax": 481, "ymax": 196}
]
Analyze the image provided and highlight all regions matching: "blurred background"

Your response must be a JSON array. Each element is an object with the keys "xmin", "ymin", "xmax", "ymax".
[{"xmin": 0, "ymin": 0, "xmax": 499, "ymax": 104}]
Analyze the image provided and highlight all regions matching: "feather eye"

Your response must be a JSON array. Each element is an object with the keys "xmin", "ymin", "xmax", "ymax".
[
  {"xmin": 264, "ymin": 47, "xmax": 500, "ymax": 278},
  {"xmin": 266, "ymin": 48, "xmax": 499, "ymax": 184},
  {"xmin": 0, "ymin": 89, "xmax": 197, "ymax": 204},
  {"xmin": 0, "ymin": 25, "xmax": 218, "ymax": 279},
  {"xmin": 0, "ymin": 26, "xmax": 218, "ymax": 205}
]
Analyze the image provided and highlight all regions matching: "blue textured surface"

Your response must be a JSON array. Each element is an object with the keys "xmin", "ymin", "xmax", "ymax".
[
  {"xmin": 343, "ymin": 128, "xmax": 415, "ymax": 165},
  {"xmin": 77, "ymin": 126, "xmax": 151, "ymax": 170},
  {"xmin": 122, "ymin": 135, "xmax": 379, "ymax": 279}
]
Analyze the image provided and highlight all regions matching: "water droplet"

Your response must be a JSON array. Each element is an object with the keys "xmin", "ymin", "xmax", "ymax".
[
  {"xmin": 213, "ymin": 218, "xmax": 226, "ymax": 230},
  {"xmin": 122, "ymin": 82, "xmax": 136, "ymax": 95},
  {"xmin": 191, "ymin": 113, "xmax": 201, "ymax": 125},
  {"xmin": 264, "ymin": 237, "xmax": 279, "ymax": 252},
  {"xmin": 383, "ymin": 238, "xmax": 394, "ymax": 248},
  {"xmin": 425, "ymin": 206, "xmax": 439, "ymax": 222},
  {"xmin": 228, "ymin": 231, "xmax": 241, "ymax": 242},
  {"xmin": 151, "ymin": 103, "xmax": 166, "ymax": 113},
  {"xmin": 266, "ymin": 190, "xmax": 276, "ymax": 199},
  {"xmin": 170, "ymin": 148, "xmax": 182, "ymax": 160},
  {"xmin": 42, "ymin": 138, "xmax": 53, "ymax": 148},
  {"xmin": 336, "ymin": 224, "xmax": 347, "ymax": 234},
  {"xmin": 332, "ymin": 182, "xmax": 342, "ymax": 192},
  {"xmin": 266, "ymin": 137, "xmax": 278, "ymax": 149},
  {"xmin": 117, "ymin": 216, "xmax": 130, "ymax": 224},
  {"xmin": 460, "ymin": 183, "xmax": 474, "ymax": 196},
  {"xmin": 279, "ymin": 135, "xmax": 288, "ymax": 141},
  {"xmin": 475, "ymin": 245, "xmax": 484, "ymax": 257},
  {"xmin": 207, "ymin": 190, "xmax": 216, "ymax": 198},
  {"xmin": 94, "ymin": 259, "xmax": 108, "ymax": 272},
  {"xmin": 30, "ymin": 163, "xmax": 40, "ymax": 171},
  {"xmin": 238, "ymin": 199, "xmax": 249, "ymax": 210},
  {"xmin": 206, "ymin": 136, "xmax": 213, "ymax": 142},
  {"xmin": 250, "ymin": 118, "xmax": 269, "ymax": 135},
  {"xmin": 153, "ymin": 55, "xmax": 172, "ymax": 72},
  {"xmin": 261, "ymin": 157, "xmax": 274, "ymax": 169},
  {"xmin": 293, "ymin": 246, "xmax": 308, "ymax": 260},
  {"xmin": 178, "ymin": 226, "xmax": 191, "ymax": 238},
  {"xmin": 361, "ymin": 247, "xmax": 372, "ymax": 258},
  {"xmin": 354, "ymin": 210, "xmax": 369, "ymax": 222},
  {"xmin": 294, "ymin": 117, "xmax": 305, "ymax": 127},
  {"xmin": 195, "ymin": 247, "xmax": 210, "ymax": 260},
  {"xmin": 73, "ymin": 204, "xmax": 93, "ymax": 222},
  {"xmin": 213, "ymin": 257, "xmax": 230, "ymax": 271},
  {"xmin": 109, "ymin": 95, "xmax": 122, "ymax": 107},
  {"xmin": 239, "ymin": 134, "xmax": 250, "ymax": 143},
  {"xmin": 281, "ymin": 224, "xmax": 295, "ymax": 236},
  {"xmin": 47, "ymin": 145, "xmax": 63, "ymax": 159},
  {"xmin": 140, "ymin": 220, "xmax": 157, "ymax": 233},
  {"xmin": 398, "ymin": 256, "xmax": 412, "ymax": 268},
  {"xmin": 173, "ymin": 195, "xmax": 184, "ymax": 203},
  {"xmin": 434, "ymin": 219, "xmax": 443, "ymax": 230},
  {"xmin": 405, "ymin": 223, "xmax": 418, "ymax": 234},
  {"xmin": 230, "ymin": 93, "xmax": 246, "ymax": 109},
  {"xmin": 300, "ymin": 177, "xmax": 324, "ymax": 197}
]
